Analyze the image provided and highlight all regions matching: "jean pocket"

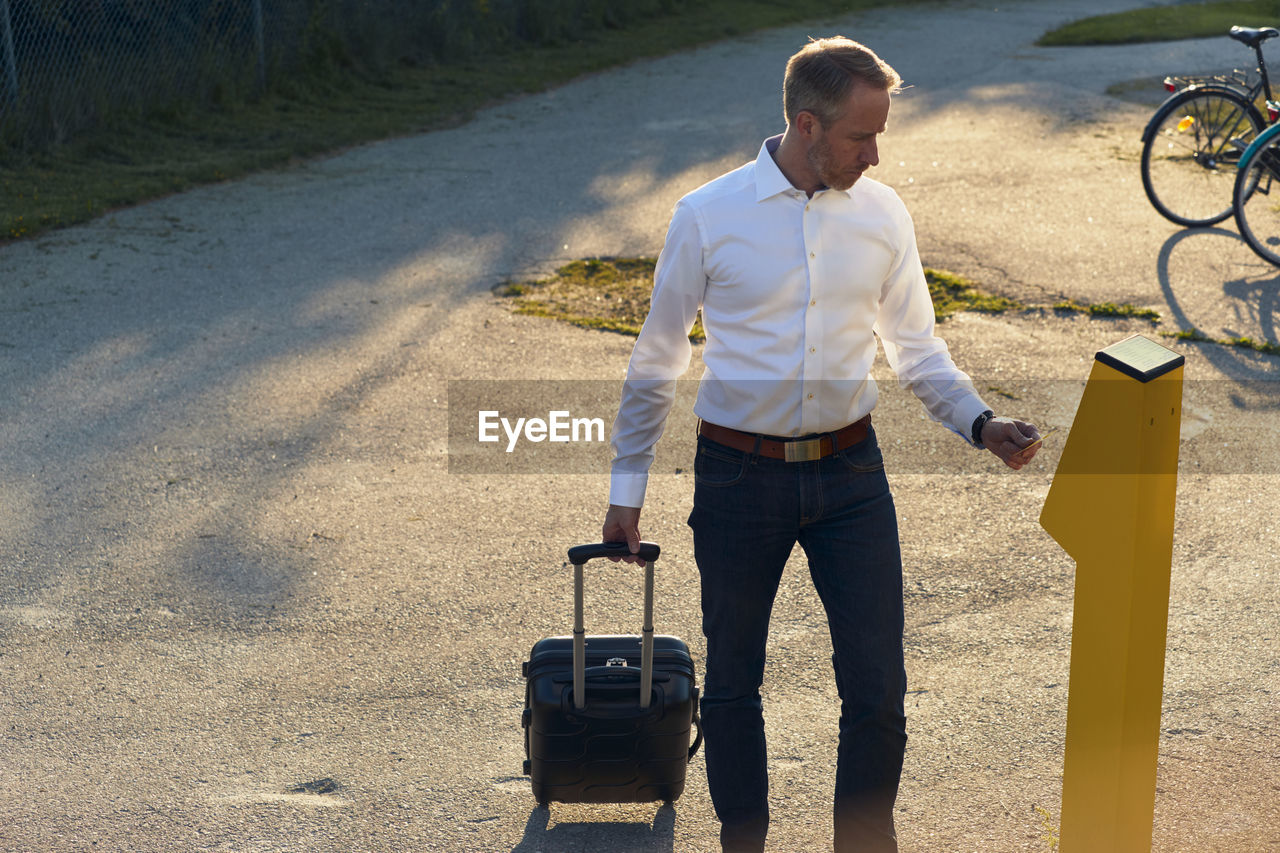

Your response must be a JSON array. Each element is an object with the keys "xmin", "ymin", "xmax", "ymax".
[
  {"xmin": 694, "ymin": 440, "xmax": 749, "ymax": 487},
  {"xmin": 835, "ymin": 431, "xmax": 885, "ymax": 473}
]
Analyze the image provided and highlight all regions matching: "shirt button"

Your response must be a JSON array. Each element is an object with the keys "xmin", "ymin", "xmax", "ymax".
[
  {"xmin": 810, "ymin": 299, "xmax": 817, "ymax": 306},
  {"xmin": 807, "ymin": 393, "xmax": 814, "ymax": 400},
  {"xmin": 810, "ymin": 347, "xmax": 816, "ymax": 353},
  {"xmin": 809, "ymin": 252, "xmax": 815, "ymax": 258}
]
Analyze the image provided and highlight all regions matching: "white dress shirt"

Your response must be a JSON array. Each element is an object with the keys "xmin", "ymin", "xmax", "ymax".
[{"xmin": 609, "ymin": 135, "xmax": 990, "ymax": 508}]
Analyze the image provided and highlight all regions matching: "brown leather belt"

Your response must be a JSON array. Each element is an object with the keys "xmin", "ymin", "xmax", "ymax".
[{"xmin": 698, "ymin": 414, "xmax": 871, "ymax": 462}]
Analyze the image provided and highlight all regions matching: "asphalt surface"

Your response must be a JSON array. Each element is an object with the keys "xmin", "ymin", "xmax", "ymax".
[{"xmin": 1, "ymin": 0, "xmax": 1278, "ymax": 850}]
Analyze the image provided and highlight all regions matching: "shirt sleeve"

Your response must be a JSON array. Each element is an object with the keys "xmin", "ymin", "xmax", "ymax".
[
  {"xmin": 873, "ymin": 204, "xmax": 991, "ymax": 444},
  {"xmin": 609, "ymin": 201, "xmax": 706, "ymax": 507}
]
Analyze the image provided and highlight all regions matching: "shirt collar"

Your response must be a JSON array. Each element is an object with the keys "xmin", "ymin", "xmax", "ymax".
[
  {"xmin": 754, "ymin": 135, "xmax": 794, "ymax": 202},
  {"xmin": 753, "ymin": 134, "xmax": 855, "ymax": 202}
]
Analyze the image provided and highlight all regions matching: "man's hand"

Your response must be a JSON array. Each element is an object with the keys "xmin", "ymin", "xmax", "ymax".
[
  {"xmin": 602, "ymin": 504, "xmax": 644, "ymax": 563},
  {"xmin": 981, "ymin": 417, "xmax": 1041, "ymax": 470}
]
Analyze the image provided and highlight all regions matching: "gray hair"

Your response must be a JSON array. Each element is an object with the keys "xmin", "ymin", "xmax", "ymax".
[{"xmin": 783, "ymin": 36, "xmax": 903, "ymax": 126}]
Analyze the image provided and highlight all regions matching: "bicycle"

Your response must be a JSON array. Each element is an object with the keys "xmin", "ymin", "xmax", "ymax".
[
  {"xmin": 1233, "ymin": 111, "xmax": 1280, "ymax": 266},
  {"xmin": 1140, "ymin": 25, "xmax": 1279, "ymax": 228}
]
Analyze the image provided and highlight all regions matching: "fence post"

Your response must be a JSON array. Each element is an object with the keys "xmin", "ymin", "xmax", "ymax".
[
  {"xmin": 0, "ymin": 0, "xmax": 18, "ymax": 108},
  {"xmin": 252, "ymin": 0, "xmax": 266, "ymax": 91}
]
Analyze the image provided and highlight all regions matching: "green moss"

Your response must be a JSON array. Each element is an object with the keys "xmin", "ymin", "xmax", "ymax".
[
  {"xmin": 1033, "ymin": 803, "xmax": 1060, "ymax": 851},
  {"xmin": 1164, "ymin": 327, "xmax": 1280, "ymax": 354},
  {"xmin": 986, "ymin": 385, "xmax": 1022, "ymax": 401},
  {"xmin": 502, "ymin": 259, "xmax": 1280, "ymax": 363},
  {"xmin": 1053, "ymin": 300, "xmax": 1162, "ymax": 323},
  {"xmin": 498, "ymin": 256, "xmax": 706, "ymax": 343},
  {"xmin": 1166, "ymin": 328, "xmax": 1215, "ymax": 343},
  {"xmin": 924, "ymin": 267, "xmax": 1021, "ymax": 321},
  {"xmin": 1231, "ymin": 336, "xmax": 1280, "ymax": 354},
  {"xmin": 501, "ymin": 258, "xmax": 1028, "ymax": 339}
]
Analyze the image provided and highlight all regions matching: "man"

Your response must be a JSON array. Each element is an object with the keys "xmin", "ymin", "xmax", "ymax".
[{"xmin": 603, "ymin": 37, "xmax": 1040, "ymax": 852}]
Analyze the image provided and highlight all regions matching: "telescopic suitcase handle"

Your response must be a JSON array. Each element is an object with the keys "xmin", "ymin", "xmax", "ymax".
[
  {"xmin": 568, "ymin": 541, "xmax": 660, "ymax": 564},
  {"xmin": 568, "ymin": 541, "xmax": 661, "ymax": 711}
]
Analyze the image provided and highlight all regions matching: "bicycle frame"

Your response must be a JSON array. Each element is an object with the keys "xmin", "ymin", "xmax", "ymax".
[
  {"xmin": 1252, "ymin": 37, "xmax": 1275, "ymax": 103},
  {"xmin": 1236, "ymin": 119, "xmax": 1280, "ymax": 172}
]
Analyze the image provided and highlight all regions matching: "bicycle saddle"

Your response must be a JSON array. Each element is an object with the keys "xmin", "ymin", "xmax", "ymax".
[{"xmin": 1229, "ymin": 25, "xmax": 1279, "ymax": 48}]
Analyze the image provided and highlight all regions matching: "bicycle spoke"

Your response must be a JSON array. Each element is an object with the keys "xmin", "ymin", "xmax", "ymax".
[
  {"xmin": 1192, "ymin": 97, "xmax": 1246, "ymax": 162},
  {"xmin": 1142, "ymin": 88, "xmax": 1264, "ymax": 226}
]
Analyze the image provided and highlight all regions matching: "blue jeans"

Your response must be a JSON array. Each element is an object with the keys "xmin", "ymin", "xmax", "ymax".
[{"xmin": 687, "ymin": 427, "xmax": 906, "ymax": 853}]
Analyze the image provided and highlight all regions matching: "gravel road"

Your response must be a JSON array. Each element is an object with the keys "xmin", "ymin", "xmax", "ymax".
[{"xmin": 1, "ymin": 0, "xmax": 1276, "ymax": 850}]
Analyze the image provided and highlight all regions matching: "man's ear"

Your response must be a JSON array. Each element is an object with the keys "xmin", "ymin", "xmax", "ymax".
[{"xmin": 793, "ymin": 110, "xmax": 821, "ymax": 140}]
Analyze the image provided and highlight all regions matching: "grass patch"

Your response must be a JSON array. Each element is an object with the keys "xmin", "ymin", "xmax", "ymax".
[
  {"xmin": 502, "ymin": 258, "xmax": 1280, "ymax": 364},
  {"xmin": 986, "ymin": 385, "xmax": 1022, "ymax": 400},
  {"xmin": 1033, "ymin": 803, "xmax": 1061, "ymax": 851},
  {"xmin": 1053, "ymin": 299, "xmax": 1162, "ymax": 323},
  {"xmin": 498, "ymin": 258, "xmax": 1024, "ymax": 339},
  {"xmin": 1, "ymin": 0, "xmax": 950, "ymax": 244},
  {"xmin": 1164, "ymin": 327, "xmax": 1280, "ymax": 354},
  {"xmin": 497, "ymin": 257, "xmax": 706, "ymax": 343},
  {"xmin": 1038, "ymin": 0, "xmax": 1280, "ymax": 46},
  {"xmin": 925, "ymin": 267, "xmax": 1021, "ymax": 321}
]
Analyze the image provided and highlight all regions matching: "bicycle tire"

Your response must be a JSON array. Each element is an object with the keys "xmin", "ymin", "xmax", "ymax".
[
  {"xmin": 1141, "ymin": 87, "xmax": 1265, "ymax": 227},
  {"xmin": 1233, "ymin": 129, "xmax": 1280, "ymax": 266}
]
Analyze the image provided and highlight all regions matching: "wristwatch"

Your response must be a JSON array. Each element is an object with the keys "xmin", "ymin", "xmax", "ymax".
[{"xmin": 971, "ymin": 410, "xmax": 995, "ymax": 447}]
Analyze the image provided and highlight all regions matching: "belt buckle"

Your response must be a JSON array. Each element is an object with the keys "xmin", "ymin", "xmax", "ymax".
[{"xmin": 783, "ymin": 436, "xmax": 823, "ymax": 462}]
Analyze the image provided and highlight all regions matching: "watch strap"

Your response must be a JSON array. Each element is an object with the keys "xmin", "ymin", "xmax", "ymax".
[{"xmin": 971, "ymin": 410, "xmax": 995, "ymax": 447}]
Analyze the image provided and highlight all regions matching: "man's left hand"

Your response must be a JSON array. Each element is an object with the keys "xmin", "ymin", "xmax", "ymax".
[{"xmin": 981, "ymin": 417, "xmax": 1041, "ymax": 470}]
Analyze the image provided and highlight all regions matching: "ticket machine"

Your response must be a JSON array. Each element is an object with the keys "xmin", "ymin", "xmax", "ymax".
[{"xmin": 1040, "ymin": 334, "xmax": 1184, "ymax": 852}]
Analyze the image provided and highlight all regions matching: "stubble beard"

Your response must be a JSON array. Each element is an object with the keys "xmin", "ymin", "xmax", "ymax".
[{"xmin": 808, "ymin": 135, "xmax": 864, "ymax": 192}]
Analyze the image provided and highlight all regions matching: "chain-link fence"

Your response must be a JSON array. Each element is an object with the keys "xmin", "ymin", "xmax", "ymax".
[
  {"xmin": 1, "ymin": 0, "xmax": 297, "ymax": 150},
  {"xmin": 0, "ymin": 0, "xmax": 679, "ymax": 153}
]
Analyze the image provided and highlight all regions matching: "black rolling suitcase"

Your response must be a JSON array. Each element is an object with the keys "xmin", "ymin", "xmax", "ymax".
[{"xmin": 521, "ymin": 542, "xmax": 702, "ymax": 805}]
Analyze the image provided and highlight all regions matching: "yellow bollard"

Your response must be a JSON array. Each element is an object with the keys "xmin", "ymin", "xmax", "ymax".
[{"xmin": 1040, "ymin": 334, "xmax": 1184, "ymax": 853}]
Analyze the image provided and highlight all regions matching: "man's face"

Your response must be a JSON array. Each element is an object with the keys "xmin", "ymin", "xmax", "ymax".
[{"xmin": 805, "ymin": 83, "xmax": 891, "ymax": 191}]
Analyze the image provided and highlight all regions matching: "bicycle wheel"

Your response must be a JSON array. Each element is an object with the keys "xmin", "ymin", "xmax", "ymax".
[
  {"xmin": 1233, "ymin": 133, "xmax": 1280, "ymax": 266},
  {"xmin": 1141, "ymin": 88, "xmax": 1265, "ymax": 227}
]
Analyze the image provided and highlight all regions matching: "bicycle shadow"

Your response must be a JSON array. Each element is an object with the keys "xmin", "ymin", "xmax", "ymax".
[
  {"xmin": 1156, "ymin": 225, "xmax": 1280, "ymax": 391},
  {"xmin": 511, "ymin": 803, "xmax": 677, "ymax": 853}
]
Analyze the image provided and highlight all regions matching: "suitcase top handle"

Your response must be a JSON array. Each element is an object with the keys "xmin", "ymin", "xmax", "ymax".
[{"xmin": 568, "ymin": 541, "xmax": 660, "ymax": 565}]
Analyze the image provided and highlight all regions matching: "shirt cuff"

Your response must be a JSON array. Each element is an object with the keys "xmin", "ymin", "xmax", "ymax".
[
  {"xmin": 609, "ymin": 470, "xmax": 649, "ymax": 508},
  {"xmin": 957, "ymin": 396, "xmax": 994, "ymax": 447}
]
